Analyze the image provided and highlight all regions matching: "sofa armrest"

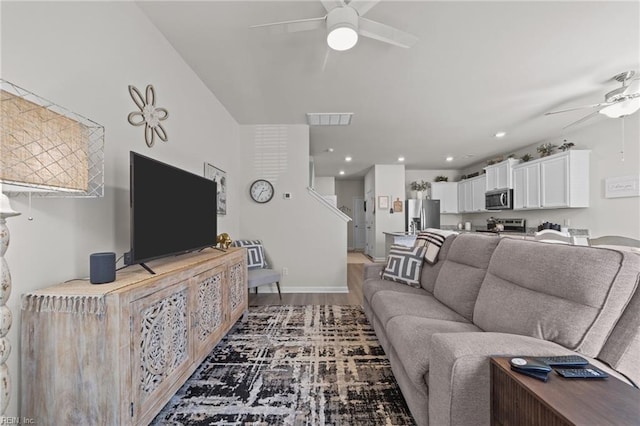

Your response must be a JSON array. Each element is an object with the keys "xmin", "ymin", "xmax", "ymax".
[
  {"xmin": 364, "ymin": 262, "xmax": 385, "ymax": 280},
  {"xmin": 428, "ymin": 332, "xmax": 577, "ymax": 426}
]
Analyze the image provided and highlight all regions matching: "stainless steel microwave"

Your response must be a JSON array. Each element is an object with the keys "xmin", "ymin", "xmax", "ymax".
[{"xmin": 485, "ymin": 188, "xmax": 513, "ymax": 210}]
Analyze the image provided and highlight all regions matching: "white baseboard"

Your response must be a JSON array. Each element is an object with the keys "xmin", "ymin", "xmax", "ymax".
[{"xmin": 253, "ymin": 284, "xmax": 349, "ymax": 294}]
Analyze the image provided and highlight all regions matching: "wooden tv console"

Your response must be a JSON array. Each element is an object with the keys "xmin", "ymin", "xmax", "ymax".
[{"xmin": 21, "ymin": 247, "xmax": 247, "ymax": 425}]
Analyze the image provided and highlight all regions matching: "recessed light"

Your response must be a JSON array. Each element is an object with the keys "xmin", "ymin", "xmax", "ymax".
[
  {"xmin": 398, "ymin": 156, "xmax": 405, "ymax": 162},
  {"xmin": 494, "ymin": 131, "xmax": 506, "ymax": 138},
  {"xmin": 327, "ymin": 148, "xmax": 334, "ymax": 152},
  {"xmin": 345, "ymin": 156, "xmax": 352, "ymax": 162},
  {"xmin": 446, "ymin": 156, "xmax": 454, "ymax": 162},
  {"xmin": 339, "ymin": 170, "xmax": 345, "ymax": 175}
]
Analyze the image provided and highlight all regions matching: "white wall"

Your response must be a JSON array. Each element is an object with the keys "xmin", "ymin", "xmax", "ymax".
[
  {"xmin": 2, "ymin": 2, "xmax": 240, "ymax": 417},
  {"xmin": 239, "ymin": 125, "xmax": 348, "ymax": 292},
  {"xmin": 314, "ymin": 176, "xmax": 335, "ymax": 195},
  {"xmin": 458, "ymin": 116, "xmax": 640, "ymax": 237}
]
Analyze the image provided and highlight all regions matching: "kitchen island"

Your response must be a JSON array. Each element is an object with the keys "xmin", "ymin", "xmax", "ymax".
[{"xmin": 383, "ymin": 232, "xmax": 418, "ymax": 258}]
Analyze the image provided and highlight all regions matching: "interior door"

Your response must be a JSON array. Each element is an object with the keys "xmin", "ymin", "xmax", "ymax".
[
  {"xmin": 353, "ymin": 197, "xmax": 366, "ymax": 250},
  {"xmin": 365, "ymin": 189, "xmax": 375, "ymax": 256}
]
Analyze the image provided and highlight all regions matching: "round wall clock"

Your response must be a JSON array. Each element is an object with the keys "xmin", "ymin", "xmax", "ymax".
[{"xmin": 249, "ymin": 179, "xmax": 275, "ymax": 203}]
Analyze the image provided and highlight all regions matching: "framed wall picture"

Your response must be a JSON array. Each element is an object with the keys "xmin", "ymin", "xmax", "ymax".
[
  {"xmin": 605, "ymin": 175, "xmax": 640, "ymax": 199},
  {"xmin": 378, "ymin": 196, "xmax": 389, "ymax": 209},
  {"xmin": 204, "ymin": 163, "xmax": 227, "ymax": 215},
  {"xmin": 393, "ymin": 198, "xmax": 403, "ymax": 213}
]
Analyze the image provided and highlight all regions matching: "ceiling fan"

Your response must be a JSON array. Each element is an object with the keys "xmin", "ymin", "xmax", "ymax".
[
  {"xmin": 250, "ymin": 0, "xmax": 418, "ymax": 52},
  {"xmin": 545, "ymin": 71, "xmax": 640, "ymax": 129}
]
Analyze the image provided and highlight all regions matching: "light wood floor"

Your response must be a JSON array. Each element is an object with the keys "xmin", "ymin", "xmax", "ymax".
[{"xmin": 248, "ymin": 262, "xmax": 368, "ymax": 306}]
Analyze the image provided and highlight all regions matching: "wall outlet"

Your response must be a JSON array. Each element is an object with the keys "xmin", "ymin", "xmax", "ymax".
[
  {"xmin": 283, "ymin": 192, "xmax": 292, "ymax": 199},
  {"xmin": 282, "ymin": 267, "xmax": 289, "ymax": 276}
]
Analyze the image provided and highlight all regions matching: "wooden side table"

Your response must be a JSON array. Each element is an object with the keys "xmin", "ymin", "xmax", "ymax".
[{"xmin": 490, "ymin": 357, "xmax": 640, "ymax": 426}]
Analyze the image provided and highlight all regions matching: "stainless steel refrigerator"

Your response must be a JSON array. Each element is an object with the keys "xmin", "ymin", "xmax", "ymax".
[{"xmin": 405, "ymin": 199, "xmax": 441, "ymax": 233}]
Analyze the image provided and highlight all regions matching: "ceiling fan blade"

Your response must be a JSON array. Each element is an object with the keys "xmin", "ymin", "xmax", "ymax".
[
  {"xmin": 347, "ymin": 0, "xmax": 380, "ymax": 16},
  {"xmin": 563, "ymin": 110, "xmax": 601, "ymax": 129},
  {"xmin": 545, "ymin": 102, "xmax": 607, "ymax": 115},
  {"xmin": 321, "ymin": 46, "xmax": 331, "ymax": 72},
  {"xmin": 251, "ymin": 16, "xmax": 325, "ymax": 33},
  {"xmin": 320, "ymin": 0, "xmax": 345, "ymax": 13},
  {"xmin": 358, "ymin": 17, "xmax": 418, "ymax": 48}
]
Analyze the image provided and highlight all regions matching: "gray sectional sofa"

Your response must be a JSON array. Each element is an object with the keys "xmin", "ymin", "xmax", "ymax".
[{"xmin": 363, "ymin": 233, "xmax": 640, "ymax": 426}]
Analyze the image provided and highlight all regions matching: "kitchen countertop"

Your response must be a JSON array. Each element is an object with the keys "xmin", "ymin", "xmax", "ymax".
[
  {"xmin": 441, "ymin": 226, "xmax": 590, "ymax": 237},
  {"xmin": 383, "ymin": 231, "xmax": 418, "ymax": 236}
]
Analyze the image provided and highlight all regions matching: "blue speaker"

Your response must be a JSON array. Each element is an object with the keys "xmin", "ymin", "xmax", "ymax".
[{"xmin": 90, "ymin": 252, "xmax": 116, "ymax": 284}]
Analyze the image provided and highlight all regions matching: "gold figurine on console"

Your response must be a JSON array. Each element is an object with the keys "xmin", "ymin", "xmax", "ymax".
[{"xmin": 217, "ymin": 233, "xmax": 232, "ymax": 249}]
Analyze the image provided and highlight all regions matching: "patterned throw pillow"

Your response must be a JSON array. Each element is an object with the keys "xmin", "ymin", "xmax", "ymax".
[
  {"xmin": 381, "ymin": 244, "xmax": 426, "ymax": 288},
  {"xmin": 414, "ymin": 231, "xmax": 447, "ymax": 264},
  {"xmin": 232, "ymin": 239, "xmax": 268, "ymax": 270}
]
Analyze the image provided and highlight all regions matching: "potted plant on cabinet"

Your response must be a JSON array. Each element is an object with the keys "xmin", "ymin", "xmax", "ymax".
[
  {"xmin": 410, "ymin": 180, "xmax": 429, "ymax": 199},
  {"xmin": 537, "ymin": 143, "xmax": 557, "ymax": 157}
]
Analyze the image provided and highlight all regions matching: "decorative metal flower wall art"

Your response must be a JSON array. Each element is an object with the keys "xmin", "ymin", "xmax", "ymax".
[{"xmin": 127, "ymin": 84, "xmax": 169, "ymax": 148}]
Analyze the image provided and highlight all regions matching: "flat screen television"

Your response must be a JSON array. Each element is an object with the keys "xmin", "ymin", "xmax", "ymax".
[{"xmin": 127, "ymin": 151, "xmax": 217, "ymax": 271}]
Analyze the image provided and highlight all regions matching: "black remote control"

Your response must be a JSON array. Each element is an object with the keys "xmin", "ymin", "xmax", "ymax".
[
  {"xmin": 555, "ymin": 367, "xmax": 609, "ymax": 379},
  {"xmin": 511, "ymin": 366, "xmax": 550, "ymax": 382},
  {"xmin": 509, "ymin": 357, "xmax": 551, "ymax": 382},
  {"xmin": 536, "ymin": 355, "xmax": 589, "ymax": 367}
]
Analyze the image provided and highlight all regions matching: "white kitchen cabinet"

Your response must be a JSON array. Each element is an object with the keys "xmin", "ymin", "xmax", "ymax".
[
  {"xmin": 431, "ymin": 182, "xmax": 458, "ymax": 214},
  {"xmin": 485, "ymin": 158, "xmax": 520, "ymax": 190},
  {"xmin": 513, "ymin": 163, "xmax": 540, "ymax": 210},
  {"xmin": 513, "ymin": 150, "xmax": 589, "ymax": 210},
  {"xmin": 456, "ymin": 176, "xmax": 485, "ymax": 213},
  {"xmin": 472, "ymin": 175, "xmax": 487, "ymax": 212},
  {"xmin": 540, "ymin": 154, "xmax": 570, "ymax": 208},
  {"xmin": 457, "ymin": 180, "xmax": 471, "ymax": 213},
  {"xmin": 515, "ymin": 163, "xmax": 540, "ymax": 209}
]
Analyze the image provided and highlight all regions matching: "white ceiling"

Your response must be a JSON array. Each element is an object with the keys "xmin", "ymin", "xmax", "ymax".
[{"xmin": 137, "ymin": 0, "xmax": 640, "ymax": 178}]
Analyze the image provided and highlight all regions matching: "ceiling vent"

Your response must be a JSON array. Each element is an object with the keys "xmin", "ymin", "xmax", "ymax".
[{"xmin": 306, "ymin": 113, "xmax": 353, "ymax": 126}]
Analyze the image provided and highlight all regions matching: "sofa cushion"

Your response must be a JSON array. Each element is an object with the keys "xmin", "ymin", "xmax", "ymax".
[
  {"xmin": 386, "ymin": 316, "xmax": 481, "ymax": 394},
  {"xmin": 432, "ymin": 233, "xmax": 500, "ymax": 320},
  {"xmin": 363, "ymin": 277, "xmax": 429, "ymax": 306},
  {"xmin": 382, "ymin": 244, "xmax": 427, "ymax": 288},
  {"xmin": 371, "ymin": 290, "xmax": 470, "ymax": 327},
  {"xmin": 419, "ymin": 233, "xmax": 457, "ymax": 293},
  {"xmin": 596, "ymin": 250, "xmax": 640, "ymax": 385},
  {"xmin": 473, "ymin": 240, "xmax": 639, "ymax": 357}
]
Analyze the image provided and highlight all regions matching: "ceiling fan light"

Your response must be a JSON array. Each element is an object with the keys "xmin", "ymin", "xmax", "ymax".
[
  {"xmin": 599, "ymin": 98, "xmax": 640, "ymax": 118},
  {"xmin": 326, "ymin": 6, "xmax": 359, "ymax": 51},
  {"xmin": 327, "ymin": 26, "xmax": 358, "ymax": 51}
]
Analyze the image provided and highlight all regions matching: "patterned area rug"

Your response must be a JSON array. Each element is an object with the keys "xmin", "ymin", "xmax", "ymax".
[{"xmin": 152, "ymin": 305, "xmax": 414, "ymax": 425}]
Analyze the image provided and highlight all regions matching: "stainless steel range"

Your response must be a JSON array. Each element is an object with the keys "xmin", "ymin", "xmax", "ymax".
[{"xmin": 486, "ymin": 218, "xmax": 527, "ymax": 233}]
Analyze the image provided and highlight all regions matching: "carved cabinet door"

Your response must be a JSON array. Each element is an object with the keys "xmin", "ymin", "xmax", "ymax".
[
  {"xmin": 227, "ymin": 253, "xmax": 248, "ymax": 322},
  {"xmin": 191, "ymin": 264, "xmax": 227, "ymax": 360},
  {"xmin": 130, "ymin": 280, "xmax": 192, "ymax": 422}
]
